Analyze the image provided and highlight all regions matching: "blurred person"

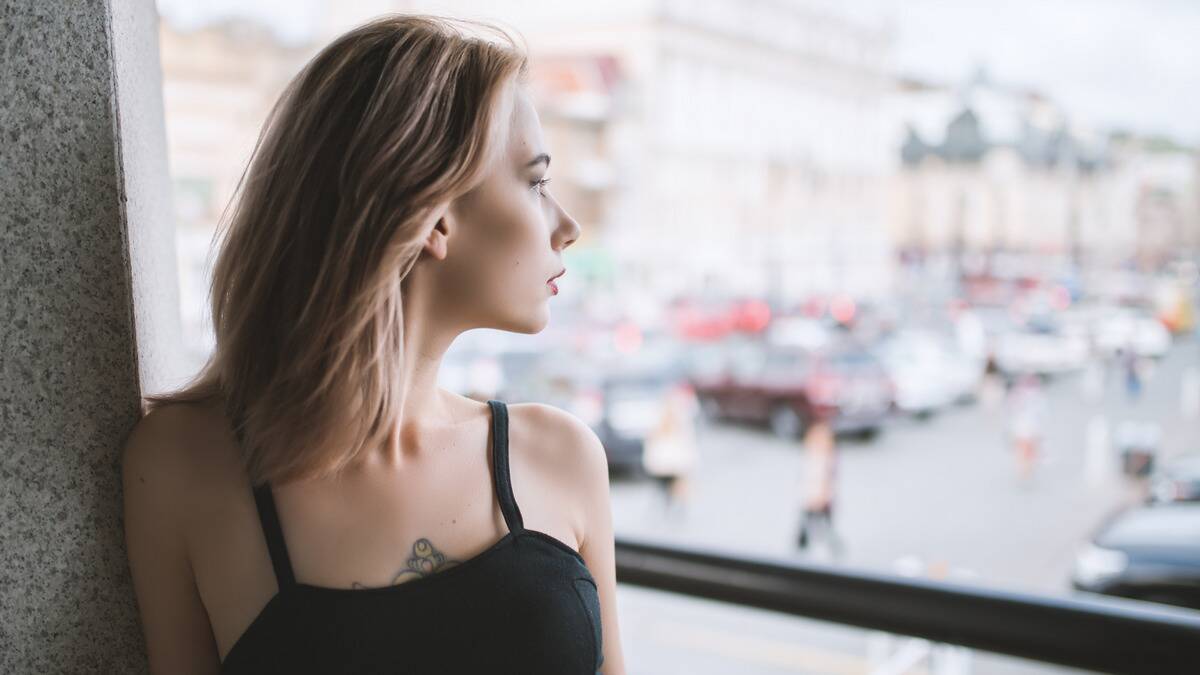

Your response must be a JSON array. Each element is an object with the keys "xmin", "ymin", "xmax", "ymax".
[
  {"xmin": 1121, "ymin": 347, "xmax": 1145, "ymax": 404},
  {"xmin": 122, "ymin": 15, "xmax": 624, "ymax": 674},
  {"xmin": 641, "ymin": 387, "xmax": 699, "ymax": 521},
  {"xmin": 1007, "ymin": 374, "xmax": 1048, "ymax": 487},
  {"xmin": 1116, "ymin": 420, "xmax": 1161, "ymax": 492},
  {"xmin": 979, "ymin": 353, "xmax": 1006, "ymax": 410},
  {"xmin": 794, "ymin": 416, "xmax": 845, "ymax": 560}
]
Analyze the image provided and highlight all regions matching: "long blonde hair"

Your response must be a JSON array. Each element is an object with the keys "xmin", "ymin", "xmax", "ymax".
[{"xmin": 145, "ymin": 15, "xmax": 528, "ymax": 486}]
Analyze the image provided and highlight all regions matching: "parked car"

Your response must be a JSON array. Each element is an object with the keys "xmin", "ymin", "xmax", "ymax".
[
  {"xmin": 872, "ymin": 330, "xmax": 984, "ymax": 416},
  {"xmin": 994, "ymin": 325, "xmax": 1089, "ymax": 377},
  {"xmin": 691, "ymin": 341, "xmax": 893, "ymax": 440},
  {"xmin": 1093, "ymin": 311, "xmax": 1172, "ymax": 359},
  {"xmin": 1071, "ymin": 502, "xmax": 1200, "ymax": 611},
  {"xmin": 1149, "ymin": 452, "xmax": 1200, "ymax": 504}
]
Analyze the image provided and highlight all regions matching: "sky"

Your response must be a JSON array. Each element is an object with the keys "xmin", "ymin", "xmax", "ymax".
[{"xmin": 155, "ymin": 0, "xmax": 1200, "ymax": 145}]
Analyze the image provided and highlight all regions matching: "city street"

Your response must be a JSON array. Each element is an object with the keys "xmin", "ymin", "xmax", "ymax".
[{"xmin": 608, "ymin": 340, "xmax": 1200, "ymax": 674}]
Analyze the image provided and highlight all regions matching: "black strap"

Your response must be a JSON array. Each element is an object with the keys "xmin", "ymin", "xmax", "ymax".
[
  {"xmin": 230, "ymin": 402, "xmax": 297, "ymax": 590},
  {"xmin": 488, "ymin": 399, "xmax": 524, "ymax": 535},
  {"xmin": 252, "ymin": 481, "xmax": 297, "ymax": 590}
]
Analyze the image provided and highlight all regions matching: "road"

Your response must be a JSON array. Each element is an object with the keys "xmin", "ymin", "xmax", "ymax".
[{"xmin": 606, "ymin": 339, "xmax": 1200, "ymax": 674}]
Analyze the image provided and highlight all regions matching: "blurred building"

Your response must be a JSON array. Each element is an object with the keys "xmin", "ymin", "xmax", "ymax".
[
  {"xmin": 159, "ymin": 19, "xmax": 310, "ymax": 231},
  {"xmin": 885, "ymin": 67, "xmax": 1200, "ymax": 271},
  {"xmin": 160, "ymin": 1, "xmax": 899, "ymax": 323},
  {"xmin": 1106, "ymin": 133, "xmax": 1200, "ymax": 269},
  {"xmin": 399, "ymin": 0, "xmax": 899, "ymax": 310}
]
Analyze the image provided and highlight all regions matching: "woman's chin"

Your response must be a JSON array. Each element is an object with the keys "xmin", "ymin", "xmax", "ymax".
[{"xmin": 497, "ymin": 306, "xmax": 550, "ymax": 335}]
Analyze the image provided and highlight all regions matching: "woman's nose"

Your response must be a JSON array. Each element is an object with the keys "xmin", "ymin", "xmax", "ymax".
[{"xmin": 555, "ymin": 199, "xmax": 581, "ymax": 248}]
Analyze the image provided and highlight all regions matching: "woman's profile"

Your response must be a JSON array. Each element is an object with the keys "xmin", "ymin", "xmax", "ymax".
[{"xmin": 121, "ymin": 14, "xmax": 624, "ymax": 673}]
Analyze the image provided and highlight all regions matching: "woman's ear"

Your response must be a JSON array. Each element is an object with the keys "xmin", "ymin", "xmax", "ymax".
[{"xmin": 420, "ymin": 202, "xmax": 453, "ymax": 261}]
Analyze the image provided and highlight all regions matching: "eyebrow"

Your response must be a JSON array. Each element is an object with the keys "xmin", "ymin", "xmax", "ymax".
[{"xmin": 525, "ymin": 153, "xmax": 551, "ymax": 169}]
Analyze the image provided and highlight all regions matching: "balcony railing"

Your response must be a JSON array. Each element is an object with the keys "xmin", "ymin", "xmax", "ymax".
[{"xmin": 614, "ymin": 534, "xmax": 1200, "ymax": 674}]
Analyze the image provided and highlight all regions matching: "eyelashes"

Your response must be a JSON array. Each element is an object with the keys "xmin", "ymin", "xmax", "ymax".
[{"xmin": 531, "ymin": 177, "xmax": 552, "ymax": 197}]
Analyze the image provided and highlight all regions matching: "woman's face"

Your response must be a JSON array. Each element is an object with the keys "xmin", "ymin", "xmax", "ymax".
[{"xmin": 422, "ymin": 85, "xmax": 581, "ymax": 335}]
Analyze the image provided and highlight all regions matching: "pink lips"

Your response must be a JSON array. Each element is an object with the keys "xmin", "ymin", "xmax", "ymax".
[{"xmin": 547, "ymin": 268, "xmax": 565, "ymax": 295}]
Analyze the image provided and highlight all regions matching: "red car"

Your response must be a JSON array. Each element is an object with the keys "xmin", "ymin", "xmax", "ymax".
[{"xmin": 690, "ymin": 342, "xmax": 894, "ymax": 440}]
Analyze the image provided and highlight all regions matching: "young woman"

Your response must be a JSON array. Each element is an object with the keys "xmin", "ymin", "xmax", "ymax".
[
  {"xmin": 121, "ymin": 15, "xmax": 624, "ymax": 673},
  {"xmin": 794, "ymin": 419, "xmax": 844, "ymax": 560}
]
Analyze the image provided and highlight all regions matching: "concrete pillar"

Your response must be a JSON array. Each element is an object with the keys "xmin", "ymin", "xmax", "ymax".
[{"xmin": 1, "ymin": 0, "xmax": 185, "ymax": 670}]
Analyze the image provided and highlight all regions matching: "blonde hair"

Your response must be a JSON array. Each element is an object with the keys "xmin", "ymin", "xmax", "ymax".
[{"xmin": 144, "ymin": 15, "xmax": 528, "ymax": 485}]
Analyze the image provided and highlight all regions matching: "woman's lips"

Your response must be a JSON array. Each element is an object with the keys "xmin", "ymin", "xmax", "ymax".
[{"xmin": 547, "ymin": 269, "xmax": 565, "ymax": 295}]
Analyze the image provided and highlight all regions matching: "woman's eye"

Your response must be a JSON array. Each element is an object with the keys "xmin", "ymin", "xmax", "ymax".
[{"xmin": 531, "ymin": 177, "xmax": 552, "ymax": 197}]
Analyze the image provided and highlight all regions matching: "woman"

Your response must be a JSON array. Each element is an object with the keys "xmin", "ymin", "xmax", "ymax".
[
  {"xmin": 121, "ymin": 15, "xmax": 623, "ymax": 674},
  {"xmin": 794, "ymin": 418, "xmax": 844, "ymax": 560},
  {"xmin": 1007, "ymin": 373, "xmax": 1047, "ymax": 486},
  {"xmin": 641, "ymin": 386, "xmax": 699, "ymax": 520}
]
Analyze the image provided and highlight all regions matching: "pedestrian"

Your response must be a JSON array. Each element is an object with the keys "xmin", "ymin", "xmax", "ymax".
[
  {"xmin": 1122, "ymin": 348, "xmax": 1143, "ymax": 404},
  {"xmin": 979, "ymin": 353, "xmax": 1006, "ymax": 410},
  {"xmin": 641, "ymin": 387, "xmax": 699, "ymax": 521},
  {"xmin": 795, "ymin": 416, "xmax": 845, "ymax": 560},
  {"xmin": 1007, "ymin": 373, "xmax": 1048, "ymax": 487}
]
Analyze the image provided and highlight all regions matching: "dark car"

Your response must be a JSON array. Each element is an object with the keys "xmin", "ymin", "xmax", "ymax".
[
  {"xmin": 690, "ymin": 341, "xmax": 894, "ymax": 440},
  {"xmin": 1149, "ymin": 452, "xmax": 1200, "ymax": 504},
  {"xmin": 1071, "ymin": 502, "xmax": 1200, "ymax": 610}
]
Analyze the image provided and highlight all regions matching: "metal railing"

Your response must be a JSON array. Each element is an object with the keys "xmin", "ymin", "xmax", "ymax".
[{"xmin": 614, "ymin": 534, "xmax": 1200, "ymax": 674}]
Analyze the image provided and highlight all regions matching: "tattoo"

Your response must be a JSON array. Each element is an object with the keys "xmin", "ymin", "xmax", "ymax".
[{"xmin": 350, "ymin": 538, "xmax": 462, "ymax": 589}]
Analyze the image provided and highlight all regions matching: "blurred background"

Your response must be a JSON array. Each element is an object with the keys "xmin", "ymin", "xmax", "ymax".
[{"xmin": 156, "ymin": 1, "xmax": 1200, "ymax": 672}]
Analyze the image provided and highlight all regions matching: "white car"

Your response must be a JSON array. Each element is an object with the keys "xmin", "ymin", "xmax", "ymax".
[
  {"xmin": 994, "ymin": 329, "xmax": 1090, "ymax": 376},
  {"xmin": 1093, "ymin": 313, "xmax": 1171, "ymax": 359},
  {"xmin": 874, "ymin": 331, "xmax": 983, "ymax": 416}
]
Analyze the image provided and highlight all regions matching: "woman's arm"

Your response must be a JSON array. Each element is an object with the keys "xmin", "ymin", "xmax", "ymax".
[{"xmin": 122, "ymin": 409, "xmax": 221, "ymax": 674}]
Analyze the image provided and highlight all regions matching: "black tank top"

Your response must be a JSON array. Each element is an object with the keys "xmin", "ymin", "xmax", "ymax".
[{"xmin": 220, "ymin": 399, "xmax": 604, "ymax": 674}]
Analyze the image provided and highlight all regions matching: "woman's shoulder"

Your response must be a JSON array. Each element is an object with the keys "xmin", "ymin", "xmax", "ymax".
[
  {"xmin": 122, "ymin": 400, "xmax": 244, "ymax": 512},
  {"xmin": 505, "ymin": 401, "xmax": 608, "ymax": 490},
  {"xmin": 507, "ymin": 401, "xmax": 603, "ymax": 457}
]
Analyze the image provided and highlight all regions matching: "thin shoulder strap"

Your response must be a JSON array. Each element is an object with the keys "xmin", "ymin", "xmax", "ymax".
[
  {"xmin": 487, "ymin": 399, "xmax": 524, "ymax": 535},
  {"xmin": 229, "ymin": 401, "xmax": 297, "ymax": 590},
  {"xmin": 252, "ymin": 481, "xmax": 297, "ymax": 590}
]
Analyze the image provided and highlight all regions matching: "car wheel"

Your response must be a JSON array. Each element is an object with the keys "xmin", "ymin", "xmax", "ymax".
[
  {"xmin": 769, "ymin": 403, "xmax": 804, "ymax": 440},
  {"xmin": 699, "ymin": 395, "xmax": 723, "ymax": 421}
]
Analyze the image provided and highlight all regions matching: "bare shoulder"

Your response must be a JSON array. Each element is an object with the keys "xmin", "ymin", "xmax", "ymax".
[
  {"xmin": 507, "ymin": 401, "xmax": 608, "ymax": 479},
  {"xmin": 123, "ymin": 401, "xmax": 231, "ymax": 490},
  {"xmin": 122, "ymin": 400, "xmax": 233, "ymax": 671},
  {"xmin": 122, "ymin": 399, "xmax": 242, "ymax": 528},
  {"xmin": 506, "ymin": 402, "xmax": 610, "ymax": 544},
  {"xmin": 122, "ymin": 403, "xmax": 203, "ymax": 494}
]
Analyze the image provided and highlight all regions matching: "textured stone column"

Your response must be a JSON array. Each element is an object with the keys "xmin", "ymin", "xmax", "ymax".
[{"xmin": 1, "ymin": 0, "xmax": 184, "ymax": 670}]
